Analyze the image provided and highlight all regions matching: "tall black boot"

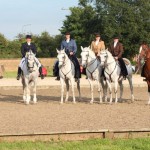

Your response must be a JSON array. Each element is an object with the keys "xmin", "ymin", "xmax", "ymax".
[
  {"xmin": 39, "ymin": 66, "xmax": 44, "ymax": 79},
  {"xmin": 16, "ymin": 67, "xmax": 22, "ymax": 80}
]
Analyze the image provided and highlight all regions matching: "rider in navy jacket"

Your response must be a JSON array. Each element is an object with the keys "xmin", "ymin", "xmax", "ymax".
[
  {"xmin": 16, "ymin": 35, "xmax": 44, "ymax": 80},
  {"xmin": 54, "ymin": 32, "xmax": 81, "ymax": 81}
]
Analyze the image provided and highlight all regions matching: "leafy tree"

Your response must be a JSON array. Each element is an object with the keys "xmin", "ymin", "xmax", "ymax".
[{"xmin": 61, "ymin": 0, "xmax": 150, "ymax": 59}]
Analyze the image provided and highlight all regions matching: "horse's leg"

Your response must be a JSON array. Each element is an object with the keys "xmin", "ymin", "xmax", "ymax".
[
  {"xmin": 22, "ymin": 78, "xmax": 26, "ymax": 102},
  {"xmin": 148, "ymin": 92, "xmax": 150, "ymax": 105},
  {"xmin": 100, "ymin": 78, "xmax": 107, "ymax": 102},
  {"xmin": 97, "ymin": 79, "xmax": 102, "ymax": 103},
  {"xmin": 106, "ymin": 80, "xmax": 113, "ymax": 104},
  {"xmin": 26, "ymin": 84, "xmax": 30, "ymax": 105},
  {"xmin": 60, "ymin": 78, "xmax": 64, "ymax": 104},
  {"xmin": 114, "ymin": 80, "xmax": 118, "ymax": 103},
  {"xmin": 33, "ymin": 80, "xmax": 37, "ymax": 104},
  {"xmin": 118, "ymin": 80, "xmax": 123, "ymax": 102},
  {"xmin": 65, "ymin": 79, "xmax": 69, "ymax": 102},
  {"xmin": 70, "ymin": 77, "xmax": 76, "ymax": 104},
  {"xmin": 127, "ymin": 75, "xmax": 134, "ymax": 102},
  {"xmin": 88, "ymin": 78, "xmax": 94, "ymax": 104},
  {"xmin": 76, "ymin": 79, "xmax": 81, "ymax": 101}
]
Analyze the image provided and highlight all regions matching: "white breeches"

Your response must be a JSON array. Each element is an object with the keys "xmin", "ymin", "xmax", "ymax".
[{"xmin": 19, "ymin": 57, "xmax": 41, "ymax": 69}]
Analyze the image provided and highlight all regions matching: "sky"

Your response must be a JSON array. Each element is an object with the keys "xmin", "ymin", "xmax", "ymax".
[{"xmin": 0, "ymin": 0, "xmax": 79, "ymax": 40}]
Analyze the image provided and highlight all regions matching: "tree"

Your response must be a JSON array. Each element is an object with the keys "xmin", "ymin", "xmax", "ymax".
[{"xmin": 61, "ymin": 0, "xmax": 150, "ymax": 59}]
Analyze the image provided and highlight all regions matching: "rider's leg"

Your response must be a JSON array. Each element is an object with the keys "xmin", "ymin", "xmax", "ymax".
[
  {"xmin": 70, "ymin": 55, "xmax": 81, "ymax": 80},
  {"xmin": 17, "ymin": 58, "xmax": 25, "ymax": 80},
  {"xmin": 141, "ymin": 64, "xmax": 146, "ymax": 81},
  {"xmin": 118, "ymin": 58, "xmax": 128, "ymax": 79},
  {"xmin": 17, "ymin": 67, "xmax": 22, "ymax": 80},
  {"xmin": 53, "ymin": 61, "xmax": 60, "ymax": 80},
  {"xmin": 34, "ymin": 58, "xmax": 44, "ymax": 79}
]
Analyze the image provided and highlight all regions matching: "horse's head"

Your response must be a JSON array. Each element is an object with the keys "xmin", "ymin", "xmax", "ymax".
[
  {"xmin": 80, "ymin": 46, "xmax": 95, "ymax": 68},
  {"xmin": 99, "ymin": 49, "xmax": 109, "ymax": 66},
  {"xmin": 56, "ymin": 49, "xmax": 67, "ymax": 68},
  {"xmin": 26, "ymin": 50, "xmax": 36, "ymax": 73}
]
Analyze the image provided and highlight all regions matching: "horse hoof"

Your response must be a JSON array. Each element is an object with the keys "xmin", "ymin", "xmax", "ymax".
[
  {"xmin": 73, "ymin": 101, "xmax": 76, "ymax": 104},
  {"xmin": 60, "ymin": 102, "xmax": 63, "ymax": 104},
  {"xmin": 90, "ymin": 101, "xmax": 93, "ymax": 104},
  {"xmin": 25, "ymin": 102, "xmax": 29, "ymax": 105}
]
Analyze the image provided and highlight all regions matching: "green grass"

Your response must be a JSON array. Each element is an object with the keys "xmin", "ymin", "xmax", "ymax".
[
  {"xmin": 3, "ymin": 69, "xmax": 53, "ymax": 78},
  {"xmin": 0, "ymin": 138, "xmax": 150, "ymax": 150}
]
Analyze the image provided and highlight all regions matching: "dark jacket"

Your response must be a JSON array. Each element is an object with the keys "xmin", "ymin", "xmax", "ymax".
[
  {"xmin": 21, "ymin": 42, "xmax": 37, "ymax": 57},
  {"xmin": 61, "ymin": 39, "xmax": 77, "ymax": 55},
  {"xmin": 108, "ymin": 42, "xmax": 123, "ymax": 58}
]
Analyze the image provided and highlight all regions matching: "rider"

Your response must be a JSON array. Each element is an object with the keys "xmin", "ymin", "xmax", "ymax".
[
  {"xmin": 108, "ymin": 35, "xmax": 128, "ymax": 79},
  {"xmin": 16, "ymin": 35, "xmax": 44, "ymax": 80},
  {"xmin": 54, "ymin": 32, "xmax": 81, "ymax": 81},
  {"xmin": 91, "ymin": 33, "xmax": 105, "ymax": 57},
  {"xmin": 139, "ymin": 41, "xmax": 149, "ymax": 81}
]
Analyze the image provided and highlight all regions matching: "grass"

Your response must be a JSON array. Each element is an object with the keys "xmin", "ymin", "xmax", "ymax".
[
  {"xmin": 3, "ymin": 69, "xmax": 53, "ymax": 78},
  {"xmin": 0, "ymin": 138, "xmax": 150, "ymax": 150}
]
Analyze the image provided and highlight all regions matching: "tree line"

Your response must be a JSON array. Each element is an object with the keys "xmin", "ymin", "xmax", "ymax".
[{"xmin": 0, "ymin": 0, "xmax": 150, "ymax": 59}]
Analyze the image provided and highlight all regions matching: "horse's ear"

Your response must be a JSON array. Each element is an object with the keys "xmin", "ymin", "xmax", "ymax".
[
  {"xmin": 106, "ymin": 48, "xmax": 108, "ymax": 51},
  {"xmin": 81, "ymin": 46, "xmax": 84, "ymax": 51},
  {"xmin": 56, "ymin": 48, "xmax": 59, "ymax": 53}
]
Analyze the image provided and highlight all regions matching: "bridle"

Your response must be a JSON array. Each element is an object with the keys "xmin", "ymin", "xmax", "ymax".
[
  {"xmin": 81, "ymin": 50, "xmax": 99, "ymax": 79},
  {"xmin": 26, "ymin": 51, "xmax": 36, "ymax": 72},
  {"xmin": 58, "ymin": 52, "xmax": 72, "ymax": 79},
  {"xmin": 100, "ymin": 51, "xmax": 117, "ymax": 82}
]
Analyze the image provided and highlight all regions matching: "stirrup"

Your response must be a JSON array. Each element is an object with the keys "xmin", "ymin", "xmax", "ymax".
[
  {"xmin": 55, "ymin": 76, "xmax": 60, "ymax": 81},
  {"xmin": 16, "ymin": 75, "xmax": 21, "ymax": 80},
  {"xmin": 40, "ymin": 74, "xmax": 44, "ymax": 79}
]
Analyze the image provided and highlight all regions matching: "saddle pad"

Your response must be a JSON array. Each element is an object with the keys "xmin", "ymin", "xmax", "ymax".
[{"xmin": 123, "ymin": 58, "xmax": 131, "ymax": 65}]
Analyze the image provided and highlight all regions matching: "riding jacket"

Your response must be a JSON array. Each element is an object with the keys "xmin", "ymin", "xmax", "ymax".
[
  {"xmin": 61, "ymin": 39, "xmax": 77, "ymax": 55},
  {"xmin": 21, "ymin": 42, "xmax": 37, "ymax": 57},
  {"xmin": 91, "ymin": 40, "xmax": 105, "ymax": 55},
  {"xmin": 108, "ymin": 42, "xmax": 123, "ymax": 58}
]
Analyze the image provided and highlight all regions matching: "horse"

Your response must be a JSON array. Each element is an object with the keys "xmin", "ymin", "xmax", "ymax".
[
  {"xmin": 21, "ymin": 51, "xmax": 39, "ymax": 104},
  {"xmin": 80, "ymin": 46, "xmax": 107, "ymax": 104},
  {"xmin": 139, "ymin": 44, "xmax": 150, "ymax": 104},
  {"xmin": 99, "ymin": 49, "xmax": 134, "ymax": 104},
  {"xmin": 56, "ymin": 49, "xmax": 81, "ymax": 104}
]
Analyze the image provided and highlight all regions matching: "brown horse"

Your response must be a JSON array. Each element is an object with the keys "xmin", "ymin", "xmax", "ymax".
[{"xmin": 139, "ymin": 44, "xmax": 150, "ymax": 104}]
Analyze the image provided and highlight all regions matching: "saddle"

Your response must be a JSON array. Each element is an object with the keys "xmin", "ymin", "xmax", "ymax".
[{"xmin": 123, "ymin": 58, "xmax": 130, "ymax": 65}]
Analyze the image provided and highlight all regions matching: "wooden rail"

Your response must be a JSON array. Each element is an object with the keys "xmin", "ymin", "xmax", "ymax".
[{"xmin": 0, "ymin": 128, "xmax": 150, "ymax": 142}]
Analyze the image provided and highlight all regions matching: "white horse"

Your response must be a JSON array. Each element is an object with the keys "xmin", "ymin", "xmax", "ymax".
[
  {"xmin": 21, "ymin": 51, "xmax": 39, "ymax": 104},
  {"xmin": 80, "ymin": 46, "xmax": 107, "ymax": 104},
  {"xmin": 57, "ymin": 49, "xmax": 81, "ymax": 104},
  {"xmin": 99, "ymin": 49, "xmax": 134, "ymax": 103}
]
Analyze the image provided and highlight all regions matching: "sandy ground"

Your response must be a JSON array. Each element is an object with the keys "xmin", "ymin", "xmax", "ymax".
[{"xmin": 0, "ymin": 86, "xmax": 150, "ymax": 135}]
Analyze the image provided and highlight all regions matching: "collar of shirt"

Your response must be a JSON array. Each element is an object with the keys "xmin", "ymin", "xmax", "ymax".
[
  {"xmin": 66, "ymin": 39, "xmax": 70, "ymax": 43},
  {"xmin": 27, "ymin": 42, "xmax": 31, "ymax": 45},
  {"xmin": 114, "ymin": 41, "xmax": 118, "ymax": 48},
  {"xmin": 95, "ymin": 40, "xmax": 99, "ymax": 46}
]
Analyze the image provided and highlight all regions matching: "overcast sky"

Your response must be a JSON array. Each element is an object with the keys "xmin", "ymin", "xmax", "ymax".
[{"xmin": 0, "ymin": 0, "xmax": 79, "ymax": 40}]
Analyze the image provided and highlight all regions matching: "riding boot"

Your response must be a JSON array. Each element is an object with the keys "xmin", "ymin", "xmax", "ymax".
[
  {"xmin": 118, "ymin": 58, "xmax": 128, "ymax": 80},
  {"xmin": 39, "ymin": 66, "xmax": 44, "ymax": 79},
  {"xmin": 16, "ymin": 67, "xmax": 22, "ymax": 80}
]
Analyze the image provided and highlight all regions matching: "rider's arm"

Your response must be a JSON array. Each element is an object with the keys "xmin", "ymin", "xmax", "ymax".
[
  {"xmin": 21, "ymin": 43, "xmax": 25, "ymax": 57},
  {"xmin": 117, "ymin": 43, "xmax": 123, "ymax": 58},
  {"xmin": 32, "ymin": 43, "xmax": 37, "ymax": 55},
  {"xmin": 72, "ymin": 40, "xmax": 77, "ymax": 54},
  {"xmin": 101, "ymin": 41, "xmax": 105, "ymax": 50},
  {"xmin": 60, "ymin": 41, "xmax": 64, "ymax": 50}
]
